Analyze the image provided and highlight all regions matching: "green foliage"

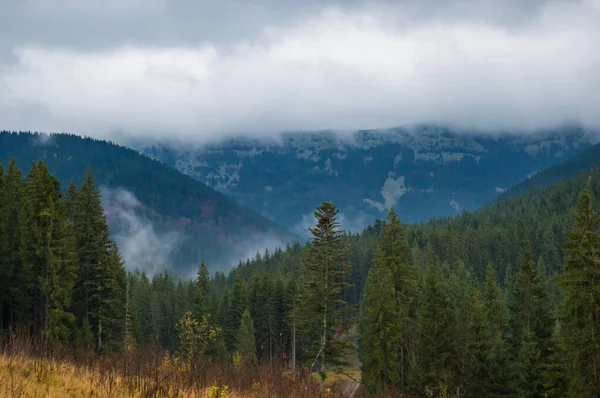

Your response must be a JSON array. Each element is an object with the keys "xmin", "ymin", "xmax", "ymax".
[
  {"xmin": 176, "ymin": 311, "xmax": 221, "ymax": 366},
  {"xmin": 2, "ymin": 142, "xmax": 600, "ymax": 398},
  {"xmin": 224, "ymin": 275, "xmax": 247, "ymax": 352},
  {"xmin": 559, "ymin": 188, "xmax": 600, "ymax": 397},
  {"xmin": 361, "ymin": 209, "xmax": 418, "ymax": 395},
  {"xmin": 236, "ymin": 309, "xmax": 257, "ymax": 365},
  {"xmin": 194, "ymin": 260, "xmax": 211, "ymax": 321},
  {"xmin": 418, "ymin": 263, "xmax": 456, "ymax": 395},
  {"xmin": 543, "ymin": 322, "xmax": 570, "ymax": 397},
  {"xmin": 0, "ymin": 131, "xmax": 292, "ymax": 273},
  {"xmin": 297, "ymin": 202, "xmax": 353, "ymax": 384},
  {"xmin": 360, "ymin": 260, "xmax": 399, "ymax": 396},
  {"xmin": 71, "ymin": 168, "xmax": 126, "ymax": 351},
  {"xmin": 0, "ymin": 159, "xmax": 24, "ymax": 330}
]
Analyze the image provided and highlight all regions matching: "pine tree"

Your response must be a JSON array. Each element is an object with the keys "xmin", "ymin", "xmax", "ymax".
[
  {"xmin": 194, "ymin": 260, "xmax": 211, "ymax": 321},
  {"xmin": 447, "ymin": 261, "xmax": 476, "ymax": 393},
  {"xmin": 225, "ymin": 274, "xmax": 247, "ymax": 352},
  {"xmin": 509, "ymin": 240, "xmax": 555, "ymax": 346},
  {"xmin": 272, "ymin": 279, "xmax": 289, "ymax": 364},
  {"xmin": 479, "ymin": 265, "xmax": 518, "ymax": 397},
  {"xmin": 482, "ymin": 265, "xmax": 508, "ymax": 336},
  {"xmin": 64, "ymin": 180, "xmax": 78, "ymax": 222},
  {"xmin": 0, "ymin": 159, "xmax": 24, "ymax": 330},
  {"xmin": 371, "ymin": 208, "xmax": 418, "ymax": 394},
  {"xmin": 360, "ymin": 260, "xmax": 400, "ymax": 396},
  {"xmin": 418, "ymin": 263, "xmax": 456, "ymax": 395},
  {"xmin": 71, "ymin": 167, "xmax": 126, "ymax": 351},
  {"xmin": 520, "ymin": 328, "xmax": 545, "ymax": 398},
  {"xmin": 19, "ymin": 161, "xmax": 77, "ymax": 346},
  {"xmin": 543, "ymin": 322, "xmax": 569, "ymax": 397},
  {"xmin": 468, "ymin": 291, "xmax": 492, "ymax": 397},
  {"xmin": 236, "ymin": 309, "xmax": 257, "ymax": 365},
  {"xmin": 0, "ymin": 163, "xmax": 4, "ymax": 328},
  {"xmin": 559, "ymin": 189, "xmax": 600, "ymax": 397},
  {"xmin": 506, "ymin": 239, "xmax": 555, "ymax": 396},
  {"xmin": 297, "ymin": 202, "xmax": 352, "ymax": 387}
]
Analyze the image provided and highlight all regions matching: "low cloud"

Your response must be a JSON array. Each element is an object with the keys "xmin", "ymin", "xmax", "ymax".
[
  {"xmin": 0, "ymin": 0, "xmax": 598, "ymax": 142},
  {"xmin": 100, "ymin": 186, "xmax": 180, "ymax": 276},
  {"xmin": 184, "ymin": 234, "xmax": 290, "ymax": 279}
]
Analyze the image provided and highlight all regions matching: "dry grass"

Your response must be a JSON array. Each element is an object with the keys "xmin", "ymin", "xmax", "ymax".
[{"xmin": 0, "ymin": 339, "xmax": 348, "ymax": 398}]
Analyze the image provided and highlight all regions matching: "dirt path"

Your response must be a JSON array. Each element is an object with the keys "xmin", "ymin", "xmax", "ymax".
[{"xmin": 342, "ymin": 380, "xmax": 363, "ymax": 397}]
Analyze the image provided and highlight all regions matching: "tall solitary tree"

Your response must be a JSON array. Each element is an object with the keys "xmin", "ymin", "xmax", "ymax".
[{"xmin": 297, "ymin": 202, "xmax": 352, "ymax": 388}]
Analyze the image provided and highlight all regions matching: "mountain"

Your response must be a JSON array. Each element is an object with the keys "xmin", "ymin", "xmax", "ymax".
[
  {"xmin": 234, "ymin": 142, "xmax": 600, "ymax": 302},
  {"xmin": 138, "ymin": 124, "xmax": 597, "ymax": 234},
  {"xmin": 501, "ymin": 141, "xmax": 600, "ymax": 198},
  {"xmin": 0, "ymin": 131, "xmax": 294, "ymax": 275}
]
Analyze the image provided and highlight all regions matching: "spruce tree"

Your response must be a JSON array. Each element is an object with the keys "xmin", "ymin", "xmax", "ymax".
[
  {"xmin": 225, "ymin": 274, "xmax": 247, "ymax": 351},
  {"xmin": 543, "ymin": 322, "xmax": 569, "ymax": 397},
  {"xmin": 508, "ymin": 239, "xmax": 555, "ymax": 396},
  {"xmin": 360, "ymin": 260, "xmax": 400, "ymax": 396},
  {"xmin": 297, "ymin": 202, "xmax": 352, "ymax": 387},
  {"xmin": 559, "ymin": 189, "xmax": 600, "ymax": 397},
  {"xmin": 509, "ymin": 240, "xmax": 554, "ymax": 347},
  {"xmin": 372, "ymin": 208, "xmax": 418, "ymax": 394},
  {"xmin": 71, "ymin": 167, "xmax": 125, "ymax": 351},
  {"xmin": 236, "ymin": 309, "xmax": 257, "ymax": 365},
  {"xmin": 64, "ymin": 179, "xmax": 78, "ymax": 222},
  {"xmin": 0, "ymin": 159, "xmax": 24, "ymax": 330},
  {"xmin": 0, "ymin": 163, "xmax": 4, "ymax": 328},
  {"xmin": 20, "ymin": 161, "xmax": 77, "ymax": 346},
  {"xmin": 194, "ymin": 260, "xmax": 211, "ymax": 320},
  {"xmin": 468, "ymin": 291, "xmax": 492, "ymax": 397},
  {"xmin": 480, "ymin": 265, "xmax": 518, "ymax": 397},
  {"xmin": 481, "ymin": 265, "xmax": 508, "ymax": 336},
  {"xmin": 418, "ymin": 262, "xmax": 456, "ymax": 396}
]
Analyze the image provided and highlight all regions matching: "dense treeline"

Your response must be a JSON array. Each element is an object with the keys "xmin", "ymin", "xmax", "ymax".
[
  {"xmin": 2, "ymin": 157, "xmax": 600, "ymax": 397},
  {"xmin": 0, "ymin": 159, "xmax": 126, "ymax": 351}
]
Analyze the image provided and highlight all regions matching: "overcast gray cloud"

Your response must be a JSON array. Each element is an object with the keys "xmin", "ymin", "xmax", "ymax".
[{"xmin": 0, "ymin": 0, "xmax": 598, "ymax": 142}]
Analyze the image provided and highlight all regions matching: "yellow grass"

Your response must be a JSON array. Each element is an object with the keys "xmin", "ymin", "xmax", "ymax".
[
  {"xmin": 0, "ymin": 351, "xmax": 347, "ymax": 398},
  {"xmin": 0, "ymin": 353, "xmax": 224, "ymax": 397}
]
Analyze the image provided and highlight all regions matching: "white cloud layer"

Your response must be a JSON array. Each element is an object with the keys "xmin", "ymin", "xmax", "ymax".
[{"xmin": 0, "ymin": 0, "xmax": 598, "ymax": 142}]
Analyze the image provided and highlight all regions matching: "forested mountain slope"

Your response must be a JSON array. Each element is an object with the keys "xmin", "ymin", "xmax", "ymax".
[
  {"xmin": 229, "ymin": 156, "xmax": 600, "ymax": 303},
  {"xmin": 501, "ymin": 140, "xmax": 600, "ymax": 198},
  {"xmin": 0, "ymin": 131, "xmax": 293, "ymax": 275}
]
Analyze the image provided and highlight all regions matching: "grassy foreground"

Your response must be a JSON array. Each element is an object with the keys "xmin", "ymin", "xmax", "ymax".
[{"xmin": 0, "ymin": 341, "xmax": 348, "ymax": 397}]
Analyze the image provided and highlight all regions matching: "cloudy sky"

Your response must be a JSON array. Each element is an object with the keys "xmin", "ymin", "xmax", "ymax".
[{"xmin": 0, "ymin": 0, "xmax": 598, "ymax": 143}]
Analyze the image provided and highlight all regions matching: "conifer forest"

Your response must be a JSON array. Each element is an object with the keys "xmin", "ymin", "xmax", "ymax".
[{"xmin": 1, "ymin": 154, "xmax": 600, "ymax": 398}]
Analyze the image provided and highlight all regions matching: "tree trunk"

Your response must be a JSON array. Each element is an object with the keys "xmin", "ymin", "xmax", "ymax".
[
  {"xmin": 292, "ymin": 312, "xmax": 296, "ymax": 376},
  {"xmin": 269, "ymin": 312, "xmax": 273, "ymax": 366},
  {"xmin": 401, "ymin": 346, "xmax": 405, "ymax": 396},
  {"xmin": 321, "ymin": 262, "xmax": 328, "ymax": 391}
]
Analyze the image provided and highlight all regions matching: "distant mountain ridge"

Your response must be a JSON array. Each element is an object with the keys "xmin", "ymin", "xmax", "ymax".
[
  {"xmin": 500, "ymin": 141, "xmax": 600, "ymax": 199},
  {"xmin": 0, "ymin": 131, "xmax": 294, "ymax": 275},
  {"xmin": 138, "ymin": 124, "xmax": 597, "ymax": 233}
]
